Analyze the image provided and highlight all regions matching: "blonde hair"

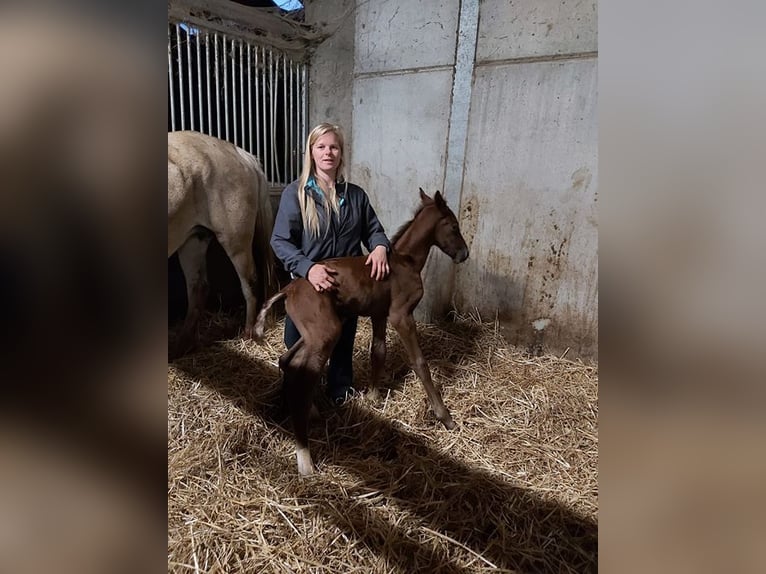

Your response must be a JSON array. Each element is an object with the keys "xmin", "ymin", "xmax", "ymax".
[{"xmin": 298, "ymin": 123, "xmax": 349, "ymax": 237}]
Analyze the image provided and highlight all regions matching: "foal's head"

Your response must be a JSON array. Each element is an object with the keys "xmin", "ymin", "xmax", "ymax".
[{"xmin": 419, "ymin": 188, "xmax": 469, "ymax": 263}]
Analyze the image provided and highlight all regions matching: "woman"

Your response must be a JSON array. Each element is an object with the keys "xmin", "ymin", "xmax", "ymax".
[{"xmin": 270, "ymin": 123, "xmax": 391, "ymax": 404}]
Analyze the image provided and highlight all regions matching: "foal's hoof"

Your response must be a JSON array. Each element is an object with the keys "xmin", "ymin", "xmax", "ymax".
[
  {"xmin": 432, "ymin": 403, "xmax": 456, "ymax": 430},
  {"xmin": 298, "ymin": 464, "xmax": 315, "ymax": 477},
  {"xmin": 438, "ymin": 411, "xmax": 456, "ymax": 430},
  {"xmin": 296, "ymin": 449, "xmax": 315, "ymax": 477}
]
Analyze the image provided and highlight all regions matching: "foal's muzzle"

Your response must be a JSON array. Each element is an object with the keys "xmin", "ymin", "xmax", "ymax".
[{"xmin": 453, "ymin": 247, "xmax": 469, "ymax": 263}]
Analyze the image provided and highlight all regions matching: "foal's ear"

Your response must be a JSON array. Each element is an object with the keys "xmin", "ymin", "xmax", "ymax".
[
  {"xmin": 419, "ymin": 187, "xmax": 432, "ymax": 203},
  {"xmin": 434, "ymin": 190, "xmax": 446, "ymax": 207}
]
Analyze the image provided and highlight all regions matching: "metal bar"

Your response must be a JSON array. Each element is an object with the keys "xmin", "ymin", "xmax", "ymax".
[
  {"xmin": 232, "ymin": 36, "xmax": 237, "ymax": 145},
  {"xmin": 214, "ymin": 33, "xmax": 221, "ymax": 138},
  {"xmin": 231, "ymin": 36, "xmax": 235, "ymax": 143},
  {"xmin": 229, "ymin": 38, "xmax": 239, "ymax": 145},
  {"xmin": 288, "ymin": 60, "xmax": 294, "ymax": 183},
  {"xmin": 247, "ymin": 43, "xmax": 253, "ymax": 154},
  {"xmin": 240, "ymin": 39, "xmax": 246, "ymax": 149},
  {"xmin": 232, "ymin": 38, "xmax": 238, "ymax": 145},
  {"xmin": 205, "ymin": 31, "xmax": 212, "ymax": 136},
  {"xmin": 302, "ymin": 63, "xmax": 308, "ymax": 171},
  {"xmin": 186, "ymin": 24, "xmax": 194, "ymax": 131},
  {"xmin": 292, "ymin": 61, "xmax": 297, "ymax": 182},
  {"xmin": 267, "ymin": 47, "xmax": 272, "ymax": 182},
  {"xmin": 224, "ymin": 37, "xmax": 229, "ymax": 141},
  {"xmin": 255, "ymin": 45, "xmax": 262, "ymax": 163},
  {"xmin": 298, "ymin": 62, "xmax": 303, "ymax": 172},
  {"xmin": 168, "ymin": 26, "xmax": 176, "ymax": 131},
  {"xmin": 196, "ymin": 27, "xmax": 203, "ymax": 133},
  {"xmin": 175, "ymin": 23, "xmax": 185, "ymax": 130},
  {"xmin": 269, "ymin": 49, "xmax": 278, "ymax": 186},
  {"xmin": 297, "ymin": 62, "xmax": 303, "ymax": 180},
  {"xmin": 282, "ymin": 54, "xmax": 288, "ymax": 185},
  {"xmin": 262, "ymin": 46, "xmax": 269, "ymax": 182}
]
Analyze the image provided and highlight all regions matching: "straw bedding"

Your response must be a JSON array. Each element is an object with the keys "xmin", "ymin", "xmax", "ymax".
[{"xmin": 168, "ymin": 311, "xmax": 598, "ymax": 573}]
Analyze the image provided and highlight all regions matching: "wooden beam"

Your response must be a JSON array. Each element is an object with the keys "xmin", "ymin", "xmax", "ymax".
[{"xmin": 168, "ymin": 0, "xmax": 333, "ymax": 60}]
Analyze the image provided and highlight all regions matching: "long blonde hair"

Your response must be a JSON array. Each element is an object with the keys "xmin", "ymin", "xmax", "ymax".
[{"xmin": 298, "ymin": 123, "xmax": 349, "ymax": 238}]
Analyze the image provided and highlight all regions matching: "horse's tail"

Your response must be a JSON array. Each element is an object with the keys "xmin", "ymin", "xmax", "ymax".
[
  {"xmin": 254, "ymin": 289, "xmax": 287, "ymax": 338},
  {"xmin": 237, "ymin": 147, "xmax": 277, "ymax": 299}
]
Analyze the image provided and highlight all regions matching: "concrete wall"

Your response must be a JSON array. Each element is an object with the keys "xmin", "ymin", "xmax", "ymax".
[
  {"xmin": 462, "ymin": 0, "xmax": 598, "ymax": 357},
  {"xmin": 306, "ymin": 0, "xmax": 598, "ymax": 358},
  {"xmin": 305, "ymin": 0, "xmax": 356, "ymax": 147}
]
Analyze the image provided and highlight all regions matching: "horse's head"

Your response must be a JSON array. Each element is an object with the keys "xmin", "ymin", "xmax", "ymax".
[{"xmin": 419, "ymin": 188, "xmax": 469, "ymax": 263}]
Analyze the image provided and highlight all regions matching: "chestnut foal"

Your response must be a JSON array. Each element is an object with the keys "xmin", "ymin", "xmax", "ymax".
[{"xmin": 255, "ymin": 189, "xmax": 469, "ymax": 475}]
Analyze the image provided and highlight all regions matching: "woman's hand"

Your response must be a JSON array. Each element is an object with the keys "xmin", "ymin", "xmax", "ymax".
[
  {"xmin": 365, "ymin": 245, "xmax": 390, "ymax": 280},
  {"xmin": 307, "ymin": 263, "xmax": 338, "ymax": 292}
]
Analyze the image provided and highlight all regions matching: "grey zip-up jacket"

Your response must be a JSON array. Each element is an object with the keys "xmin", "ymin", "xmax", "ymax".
[{"xmin": 270, "ymin": 178, "xmax": 391, "ymax": 279}]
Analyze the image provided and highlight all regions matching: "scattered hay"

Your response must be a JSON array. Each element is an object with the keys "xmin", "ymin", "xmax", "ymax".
[{"xmin": 168, "ymin": 312, "xmax": 598, "ymax": 573}]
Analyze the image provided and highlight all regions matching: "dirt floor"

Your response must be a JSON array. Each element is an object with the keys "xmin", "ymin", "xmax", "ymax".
[{"xmin": 168, "ymin": 312, "xmax": 598, "ymax": 573}]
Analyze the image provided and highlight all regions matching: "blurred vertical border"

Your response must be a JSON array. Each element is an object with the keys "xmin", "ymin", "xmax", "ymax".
[
  {"xmin": 0, "ymin": 1, "xmax": 167, "ymax": 573},
  {"xmin": 600, "ymin": 1, "xmax": 766, "ymax": 572}
]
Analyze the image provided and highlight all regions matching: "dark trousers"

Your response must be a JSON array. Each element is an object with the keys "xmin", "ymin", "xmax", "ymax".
[{"xmin": 284, "ymin": 314, "xmax": 358, "ymax": 398}]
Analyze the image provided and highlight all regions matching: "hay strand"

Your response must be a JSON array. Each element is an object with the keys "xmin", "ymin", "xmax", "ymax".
[{"xmin": 169, "ymin": 312, "xmax": 598, "ymax": 573}]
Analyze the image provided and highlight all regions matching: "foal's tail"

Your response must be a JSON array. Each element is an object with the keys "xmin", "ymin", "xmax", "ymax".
[{"xmin": 254, "ymin": 290, "xmax": 287, "ymax": 338}]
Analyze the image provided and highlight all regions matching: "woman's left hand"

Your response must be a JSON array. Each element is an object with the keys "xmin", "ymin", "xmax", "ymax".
[{"xmin": 365, "ymin": 245, "xmax": 390, "ymax": 280}]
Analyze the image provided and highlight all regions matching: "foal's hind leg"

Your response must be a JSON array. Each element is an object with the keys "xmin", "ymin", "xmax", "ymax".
[
  {"xmin": 278, "ymin": 338, "xmax": 320, "ymax": 423},
  {"xmin": 175, "ymin": 233, "xmax": 212, "ymax": 356},
  {"xmin": 390, "ymin": 313, "xmax": 455, "ymax": 429},
  {"xmin": 283, "ymin": 343, "xmax": 334, "ymax": 476},
  {"xmin": 367, "ymin": 315, "xmax": 388, "ymax": 402},
  {"xmin": 216, "ymin": 233, "xmax": 259, "ymax": 338},
  {"xmin": 282, "ymin": 302, "xmax": 343, "ymax": 475},
  {"xmin": 282, "ymin": 357, "xmax": 317, "ymax": 476}
]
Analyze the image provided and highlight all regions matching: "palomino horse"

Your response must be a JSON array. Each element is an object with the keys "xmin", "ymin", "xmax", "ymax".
[
  {"xmin": 168, "ymin": 131, "xmax": 275, "ymax": 356},
  {"xmin": 255, "ymin": 189, "xmax": 469, "ymax": 475}
]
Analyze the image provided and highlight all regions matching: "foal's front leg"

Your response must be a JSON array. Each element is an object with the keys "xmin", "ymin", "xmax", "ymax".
[
  {"xmin": 367, "ymin": 315, "xmax": 388, "ymax": 402},
  {"xmin": 390, "ymin": 313, "xmax": 455, "ymax": 429}
]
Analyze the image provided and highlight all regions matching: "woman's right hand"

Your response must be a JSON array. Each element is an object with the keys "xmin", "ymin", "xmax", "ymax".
[{"xmin": 307, "ymin": 263, "xmax": 338, "ymax": 293}]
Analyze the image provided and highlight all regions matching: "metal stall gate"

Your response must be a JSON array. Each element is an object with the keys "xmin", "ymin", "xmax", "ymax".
[{"xmin": 168, "ymin": 21, "xmax": 308, "ymax": 188}]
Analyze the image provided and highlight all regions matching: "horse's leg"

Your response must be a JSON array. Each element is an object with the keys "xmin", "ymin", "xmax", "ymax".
[
  {"xmin": 279, "ymin": 336, "xmax": 304, "ymax": 372},
  {"xmin": 217, "ymin": 235, "xmax": 259, "ymax": 339},
  {"xmin": 390, "ymin": 313, "xmax": 455, "ymax": 429},
  {"xmin": 283, "ymin": 303, "xmax": 342, "ymax": 475},
  {"xmin": 278, "ymin": 337, "xmax": 319, "ymax": 421},
  {"xmin": 175, "ymin": 233, "xmax": 212, "ymax": 356},
  {"xmin": 367, "ymin": 315, "xmax": 387, "ymax": 402},
  {"xmin": 283, "ymin": 340, "xmax": 337, "ymax": 476},
  {"xmin": 282, "ymin": 347, "xmax": 318, "ymax": 476}
]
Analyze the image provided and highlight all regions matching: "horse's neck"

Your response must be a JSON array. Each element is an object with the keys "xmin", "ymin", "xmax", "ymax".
[{"xmin": 393, "ymin": 213, "xmax": 435, "ymax": 272}]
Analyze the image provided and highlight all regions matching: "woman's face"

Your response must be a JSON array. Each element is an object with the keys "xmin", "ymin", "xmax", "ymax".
[{"xmin": 311, "ymin": 132, "xmax": 341, "ymax": 175}]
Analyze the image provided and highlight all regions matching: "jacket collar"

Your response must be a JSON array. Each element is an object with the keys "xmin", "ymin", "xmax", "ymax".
[{"xmin": 307, "ymin": 175, "xmax": 346, "ymax": 206}]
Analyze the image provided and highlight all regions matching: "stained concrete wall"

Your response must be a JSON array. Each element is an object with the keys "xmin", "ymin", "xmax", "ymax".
[
  {"xmin": 305, "ymin": 0, "xmax": 356, "ymax": 147},
  {"xmin": 306, "ymin": 0, "xmax": 598, "ymax": 358}
]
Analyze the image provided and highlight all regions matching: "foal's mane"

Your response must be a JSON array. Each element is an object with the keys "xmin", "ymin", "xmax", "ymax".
[{"xmin": 390, "ymin": 203, "xmax": 426, "ymax": 246}]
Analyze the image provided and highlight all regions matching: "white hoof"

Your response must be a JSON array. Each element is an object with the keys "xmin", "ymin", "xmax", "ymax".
[{"xmin": 296, "ymin": 448, "xmax": 314, "ymax": 476}]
